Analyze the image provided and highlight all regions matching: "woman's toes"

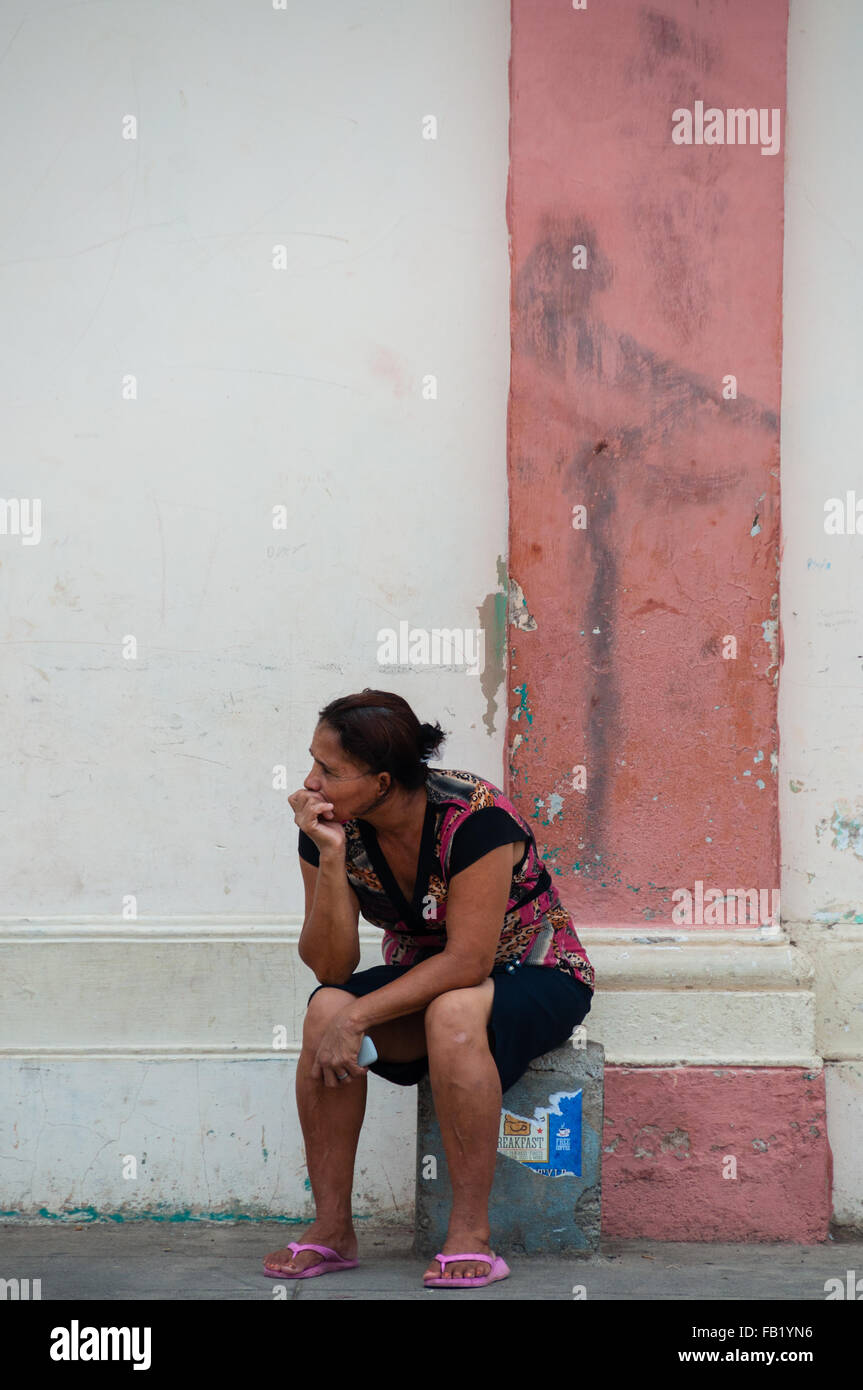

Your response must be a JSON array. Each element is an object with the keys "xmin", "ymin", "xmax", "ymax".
[
  {"xmin": 425, "ymin": 1256, "xmax": 491, "ymax": 1280},
  {"xmin": 454, "ymin": 1259, "xmax": 489, "ymax": 1278},
  {"xmin": 265, "ymin": 1246, "xmax": 301, "ymax": 1273}
]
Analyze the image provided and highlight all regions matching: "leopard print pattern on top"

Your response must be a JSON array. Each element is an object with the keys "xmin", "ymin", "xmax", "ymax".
[
  {"xmin": 468, "ymin": 783, "xmax": 496, "ymax": 811},
  {"xmin": 342, "ymin": 824, "xmax": 385, "ymax": 894}
]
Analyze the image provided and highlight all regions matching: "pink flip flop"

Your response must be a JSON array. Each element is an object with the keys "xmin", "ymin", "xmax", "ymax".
[
  {"xmin": 262, "ymin": 1241, "xmax": 359, "ymax": 1279},
  {"xmin": 422, "ymin": 1252, "xmax": 511, "ymax": 1288}
]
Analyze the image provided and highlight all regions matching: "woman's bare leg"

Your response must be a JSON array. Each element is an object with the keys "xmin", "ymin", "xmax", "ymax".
[
  {"xmin": 421, "ymin": 979, "xmax": 500, "ymax": 1282},
  {"xmin": 264, "ymin": 987, "xmax": 427, "ymax": 1274}
]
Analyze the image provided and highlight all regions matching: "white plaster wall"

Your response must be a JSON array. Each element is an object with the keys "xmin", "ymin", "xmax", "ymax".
[
  {"xmin": 781, "ymin": 3, "xmax": 863, "ymax": 926},
  {"xmin": 0, "ymin": 0, "xmax": 511, "ymax": 1219},
  {"xmin": 780, "ymin": 0, "xmax": 863, "ymax": 1226},
  {"xmin": 0, "ymin": 0, "xmax": 512, "ymax": 916},
  {"xmin": 0, "ymin": 928, "xmax": 419, "ymax": 1223}
]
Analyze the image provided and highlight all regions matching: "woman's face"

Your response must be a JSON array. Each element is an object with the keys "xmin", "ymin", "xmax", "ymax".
[{"xmin": 304, "ymin": 722, "xmax": 386, "ymax": 822}]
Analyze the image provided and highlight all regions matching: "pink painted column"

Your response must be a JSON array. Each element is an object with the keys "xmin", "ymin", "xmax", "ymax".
[
  {"xmin": 507, "ymin": 0, "xmax": 784, "ymax": 916},
  {"xmin": 506, "ymin": 0, "xmax": 829, "ymax": 1239}
]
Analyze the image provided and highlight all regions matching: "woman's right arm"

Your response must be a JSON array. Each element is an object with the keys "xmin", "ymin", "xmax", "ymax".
[{"xmin": 292, "ymin": 791, "xmax": 362, "ymax": 984}]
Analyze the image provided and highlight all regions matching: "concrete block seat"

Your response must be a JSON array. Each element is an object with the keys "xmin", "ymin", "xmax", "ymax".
[{"xmin": 414, "ymin": 1038, "xmax": 604, "ymax": 1256}]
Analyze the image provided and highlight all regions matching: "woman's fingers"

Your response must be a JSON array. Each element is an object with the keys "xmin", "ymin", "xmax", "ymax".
[
  {"xmin": 326, "ymin": 1065, "xmax": 367, "ymax": 1086},
  {"xmin": 312, "ymin": 1051, "xmax": 367, "ymax": 1087},
  {"xmin": 289, "ymin": 788, "xmax": 329, "ymax": 813},
  {"xmin": 311, "ymin": 1045, "xmax": 338, "ymax": 1088},
  {"xmin": 289, "ymin": 789, "xmax": 335, "ymax": 831}
]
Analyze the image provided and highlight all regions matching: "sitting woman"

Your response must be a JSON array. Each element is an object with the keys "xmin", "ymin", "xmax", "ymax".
[{"xmin": 263, "ymin": 688, "xmax": 594, "ymax": 1289}]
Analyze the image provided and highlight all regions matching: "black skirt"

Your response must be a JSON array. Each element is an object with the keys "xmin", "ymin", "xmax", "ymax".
[{"xmin": 307, "ymin": 961, "xmax": 592, "ymax": 1096}]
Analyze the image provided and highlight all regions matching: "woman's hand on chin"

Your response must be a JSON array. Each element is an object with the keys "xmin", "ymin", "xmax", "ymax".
[{"xmin": 290, "ymin": 788, "xmax": 346, "ymax": 855}]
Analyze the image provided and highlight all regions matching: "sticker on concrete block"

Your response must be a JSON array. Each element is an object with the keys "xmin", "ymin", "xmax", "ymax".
[{"xmin": 497, "ymin": 1090, "xmax": 582, "ymax": 1177}]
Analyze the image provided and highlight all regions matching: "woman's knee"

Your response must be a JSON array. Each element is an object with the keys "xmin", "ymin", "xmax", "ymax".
[
  {"xmin": 302, "ymin": 987, "xmax": 352, "ymax": 1048},
  {"xmin": 424, "ymin": 983, "xmax": 493, "ymax": 1052}
]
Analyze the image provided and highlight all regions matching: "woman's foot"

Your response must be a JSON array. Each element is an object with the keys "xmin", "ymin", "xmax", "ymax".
[
  {"xmin": 422, "ymin": 1230, "xmax": 495, "ymax": 1282},
  {"xmin": 264, "ymin": 1221, "xmax": 358, "ymax": 1276}
]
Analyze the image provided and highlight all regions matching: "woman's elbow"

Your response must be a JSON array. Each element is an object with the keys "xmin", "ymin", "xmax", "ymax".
[
  {"xmin": 299, "ymin": 940, "xmax": 360, "ymax": 984},
  {"xmin": 447, "ymin": 954, "xmax": 495, "ymax": 989}
]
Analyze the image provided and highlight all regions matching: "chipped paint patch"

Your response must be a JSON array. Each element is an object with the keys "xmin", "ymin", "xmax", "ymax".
[
  {"xmin": 508, "ymin": 577, "xmax": 538, "ymax": 630},
  {"xmin": 761, "ymin": 615, "xmax": 779, "ymax": 681},
  {"xmin": 512, "ymin": 682, "xmax": 533, "ymax": 724},
  {"xmin": 814, "ymin": 802, "xmax": 863, "ymax": 859}
]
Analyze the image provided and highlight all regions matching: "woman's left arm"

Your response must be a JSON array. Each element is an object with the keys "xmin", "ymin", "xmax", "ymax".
[{"xmin": 341, "ymin": 843, "xmax": 515, "ymax": 1033}]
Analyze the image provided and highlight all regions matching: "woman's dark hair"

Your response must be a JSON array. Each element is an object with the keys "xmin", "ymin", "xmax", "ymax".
[{"xmin": 317, "ymin": 689, "xmax": 446, "ymax": 791}]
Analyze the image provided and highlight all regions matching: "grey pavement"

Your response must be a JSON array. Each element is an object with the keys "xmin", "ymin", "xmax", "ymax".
[{"xmin": 3, "ymin": 1222, "xmax": 862, "ymax": 1300}]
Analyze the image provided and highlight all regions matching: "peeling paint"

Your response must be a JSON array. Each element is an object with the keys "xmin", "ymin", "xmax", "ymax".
[
  {"xmin": 761, "ymin": 616, "xmax": 779, "ymax": 681},
  {"xmin": 508, "ymin": 577, "xmax": 538, "ymax": 630},
  {"xmin": 661, "ymin": 1128, "xmax": 691, "ymax": 1160},
  {"xmin": 814, "ymin": 803, "xmax": 863, "ymax": 860},
  {"xmin": 512, "ymin": 682, "xmax": 533, "ymax": 724}
]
